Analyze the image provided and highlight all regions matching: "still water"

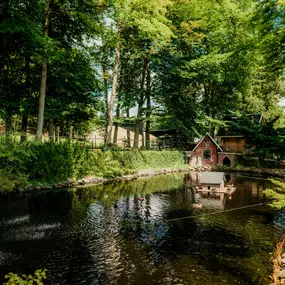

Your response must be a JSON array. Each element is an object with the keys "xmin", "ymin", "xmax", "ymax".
[{"xmin": 0, "ymin": 172, "xmax": 284, "ymax": 285}]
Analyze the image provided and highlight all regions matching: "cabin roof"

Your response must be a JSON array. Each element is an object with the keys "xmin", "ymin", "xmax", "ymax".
[
  {"xmin": 149, "ymin": 129, "xmax": 177, "ymax": 137},
  {"xmin": 120, "ymin": 125, "xmax": 145, "ymax": 136},
  {"xmin": 217, "ymin": 114, "xmax": 264, "ymax": 137},
  {"xmin": 192, "ymin": 134, "xmax": 223, "ymax": 152}
]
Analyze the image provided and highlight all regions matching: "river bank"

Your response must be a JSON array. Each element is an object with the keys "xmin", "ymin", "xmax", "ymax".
[
  {"xmin": 4, "ymin": 151, "xmax": 285, "ymax": 194},
  {"xmin": 6, "ymin": 164, "xmax": 285, "ymax": 194},
  {"xmin": 214, "ymin": 166, "xmax": 285, "ymax": 180},
  {"xmin": 0, "ymin": 166, "xmax": 189, "ymax": 195},
  {"xmin": 0, "ymin": 141, "xmax": 188, "ymax": 193}
]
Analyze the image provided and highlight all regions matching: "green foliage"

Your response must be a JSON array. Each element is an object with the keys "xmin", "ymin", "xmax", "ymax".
[
  {"xmin": 1, "ymin": 0, "xmax": 285, "ymax": 144},
  {"xmin": 152, "ymin": 0, "xmax": 264, "ymax": 137},
  {"xmin": 85, "ymin": 150, "xmax": 186, "ymax": 178},
  {"xmin": 229, "ymin": 114, "xmax": 285, "ymax": 162},
  {"xmin": 3, "ymin": 269, "xmax": 46, "ymax": 285},
  {"xmin": 0, "ymin": 170, "xmax": 27, "ymax": 192},
  {"xmin": 110, "ymin": 150, "xmax": 185, "ymax": 171},
  {"xmin": 0, "ymin": 141, "xmax": 186, "ymax": 189},
  {"xmin": 264, "ymin": 179, "xmax": 285, "ymax": 209},
  {"xmin": 0, "ymin": 0, "xmax": 103, "ymax": 136}
]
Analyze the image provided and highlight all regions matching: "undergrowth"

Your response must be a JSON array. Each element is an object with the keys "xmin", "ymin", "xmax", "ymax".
[
  {"xmin": 3, "ymin": 269, "xmax": 46, "ymax": 285},
  {"xmin": 0, "ymin": 141, "xmax": 186, "ymax": 191}
]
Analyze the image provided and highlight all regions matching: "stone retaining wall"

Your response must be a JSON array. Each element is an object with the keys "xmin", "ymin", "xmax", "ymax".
[
  {"xmin": 8, "ymin": 168, "xmax": 189, "ymax": 194},
  {"xmin": 215, "ymin": 166, "xmax": 285, "ymax": 179}
]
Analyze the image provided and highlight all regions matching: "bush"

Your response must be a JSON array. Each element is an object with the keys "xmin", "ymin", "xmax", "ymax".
[
  {"xmin": 110, "ymin": 150, "xmax": 185, "ymax": 170},
  {"xmin": 0, "ymin": 170, "xmax": 27, "ymax": 192},
  {"xmin": 264, "ymin": 179, "xmax": 285, "ymax": 209},
  {"xmin": 3, "ymin": 269, "xmax": 46, "ymax": 285},
  {"xmin": 0, "ymin": 141, "xmax": 186, "ymax": 187}
]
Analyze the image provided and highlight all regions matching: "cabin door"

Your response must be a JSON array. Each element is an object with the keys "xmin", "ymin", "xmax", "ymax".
[{"xmin": 223, "ymin": 157, "xmax": 231, "ymax": 167}]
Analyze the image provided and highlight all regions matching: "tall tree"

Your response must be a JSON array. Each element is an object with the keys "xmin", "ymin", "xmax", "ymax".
[
  {"xmin": 104, "ymin": 0, "xmax": 173, "ymax": 145},
  {"xmin": 36, "ymin": 0, "xmax": 53, "ymax": 141},
  {"xmin": 153, "ymin": 0, "xmax": 267, "ymax": 138}
]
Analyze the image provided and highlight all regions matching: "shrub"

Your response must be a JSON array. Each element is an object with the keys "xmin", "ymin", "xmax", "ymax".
[
  {"xmin": 0, "ymin": 170, "xmax": 27, "ymax": 192},
  {"xmin": 0, "ymin": 141, "xmax": 186, "ymax": 187},
  {"xmin": 264, "ymin": 179, "xmax": 285, "ymax": 209},
  {"xmin": 3, "ymin": 269, "xmax": 46, "ymax": 285}
]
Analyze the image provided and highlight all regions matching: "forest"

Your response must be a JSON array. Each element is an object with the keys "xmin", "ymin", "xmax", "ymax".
[{"xmin": 1, "ymin": 0, "xmax": 285, "ymax": 148}]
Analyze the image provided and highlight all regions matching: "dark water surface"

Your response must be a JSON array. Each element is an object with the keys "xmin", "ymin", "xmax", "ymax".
[{"xmin": 0, "ymin": 172, "xmax": 284, "ymax": 285}]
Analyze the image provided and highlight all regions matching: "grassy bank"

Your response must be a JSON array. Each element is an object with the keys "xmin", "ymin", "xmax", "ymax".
[{"xmin": 0, "ymin": 141, "xmax": 187, "ymax": 191}]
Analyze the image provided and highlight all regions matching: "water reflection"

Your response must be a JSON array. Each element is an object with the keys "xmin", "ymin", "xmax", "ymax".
[
  {"xmin": 0, "ymin": 173, "xmax": 283, "ymax": 285},
  {"xmin": 185, "ymin": 172, "xmax": 236, "ymax": 209}
]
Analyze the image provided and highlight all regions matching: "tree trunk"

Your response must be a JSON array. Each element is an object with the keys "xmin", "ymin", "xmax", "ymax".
[
  {"xmin": 3, "ymin": 61, "xmax": 12, "ymax": 138},
  {"xmin": 145, "ymin": 61, "xmax": 151, "ymax": 150},
  {"xmin": 36, "ymin": 58, "xmax": 47, "ymax": 141},
  {"xmin": 3, "ymin": 40, "xmax": 11, "ymax": 137},
  {"xmin": 72, "ymin": 128, "xmax": 75, "ymax": 142},
  {"xmin": 102, "ymin": 65, "xmax": 109, "ymax": 145},
  {"xmin": 69, "ymin": 126, "xmax": 72, "ymax": 140},
  {"xmin": 48, "ymin": 118, "xmax": 55, "ymax": 141},
  {"xmin": 1, "ymin": 0, "xmax": 11, "ymax": 139},
  {"xmin": 36, "ymin": 0, "xmax": 52, "ymax": 141},
  {"xmin": 5, "ymin": 116, "xmax": 13, "ymax": 136},
  {"xmin": 113, "ymin": 95, "xmax": 121, "ymax": 145},
  {"xmin": 113, "ymin": 123, "xmax": 119, "ymax": 145},
  {"xmin": 141, "ymin": 121, "xmax": 145, "ymax": 149},
  {"xmin": 106, "ymin": 35, "xmax": 121, "ymax": 144},
  {"xmin": 21, "ymin": 54, "xmax": 31, "ymax": 143},
  {"xmin": 134, "ymin": 59, "xmax": 148, "ymax": 149},
  {"xmin": 20, "ymin": 115, "xmax": 28, "ymax": 143},
  {"xmin": 126, "ymin": 109, "xmax": 131, "ymax": 147},
  {"xmin": 55, "ymin": 125, "xmax": 60, "ymax": 143}
]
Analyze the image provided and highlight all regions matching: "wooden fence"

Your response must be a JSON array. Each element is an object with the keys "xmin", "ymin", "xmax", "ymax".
[{"xmin": 0, "ymin": 133, "xmax": 189, "ymax": 151}]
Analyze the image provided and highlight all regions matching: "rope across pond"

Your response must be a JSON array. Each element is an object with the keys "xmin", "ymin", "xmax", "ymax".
[{"xmin": 165, "ymin": 201, "xmax": 271, "ymax": 222}]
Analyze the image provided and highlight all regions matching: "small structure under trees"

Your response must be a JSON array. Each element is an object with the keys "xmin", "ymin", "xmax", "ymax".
[
  {"xmin": 189, "ymin": 134, "xmax": 223, "ymax": 167},
  {"xmin": 216, "ymin": 114, "xmax": 265, "ymax": 153}
]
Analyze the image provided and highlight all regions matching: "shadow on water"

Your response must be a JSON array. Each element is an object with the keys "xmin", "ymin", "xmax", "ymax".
[{"xmin": 0, "ymin": 172, "xmax": 284, "ymax": 285}]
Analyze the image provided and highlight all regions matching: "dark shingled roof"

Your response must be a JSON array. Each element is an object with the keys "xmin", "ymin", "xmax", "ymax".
[
  {"xmin": 192, "ymin": 134, "xmax": 223, "ymax": 152},
  {"xmin": 149, "ymin": 129, "xmax": 177, "ymax": 137},
  {"xmin": 217, "ymin": 114, "xmax": 264, "ymax": 137},
  {"xmin": 120, "ymin": 125, "xmax": 144, "ymax": 136}
]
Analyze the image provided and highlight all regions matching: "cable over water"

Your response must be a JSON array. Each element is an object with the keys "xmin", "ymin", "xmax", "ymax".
[{"xmin": 165, "ymin": 201, "xmax": 271, "ymax": 222}]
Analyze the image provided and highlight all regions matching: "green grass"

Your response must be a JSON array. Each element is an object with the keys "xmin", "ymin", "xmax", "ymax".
[{"xmin": 0, "ymin": 141, "xmax": 187, "ymax": 191}]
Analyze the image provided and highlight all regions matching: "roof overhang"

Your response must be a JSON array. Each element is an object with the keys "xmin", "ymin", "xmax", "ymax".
[
  {"xmin": 217, "ymin": 136, "xmax": 244, "ymax": 138},
  {"xmin": 192, "ymin": 133, "xmax": 223, "ymax": 152},
  {"xmin": 218, "ymin": 152, "xmax": 242, "ymax": 155}
]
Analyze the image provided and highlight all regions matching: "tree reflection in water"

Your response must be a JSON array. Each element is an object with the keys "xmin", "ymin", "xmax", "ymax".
[{"xmin": 0, "ymin": 173, "xmax": 282, "ymax": 285}]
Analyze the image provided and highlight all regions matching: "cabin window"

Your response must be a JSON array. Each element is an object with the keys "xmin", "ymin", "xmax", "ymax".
[{"xmin": 203, "ymin": 150, "xmax": 211, "ymax": 160}]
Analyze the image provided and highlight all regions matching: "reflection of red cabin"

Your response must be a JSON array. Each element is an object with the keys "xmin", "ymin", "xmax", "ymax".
[{"xmin": 189, "ymin": 134, "xmax": 223, "ymax": 167}]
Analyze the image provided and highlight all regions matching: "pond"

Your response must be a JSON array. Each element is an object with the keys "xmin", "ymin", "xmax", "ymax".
[{"xmin": 0, "ymin": 172, "xmax": 284, "ymax": 285}]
